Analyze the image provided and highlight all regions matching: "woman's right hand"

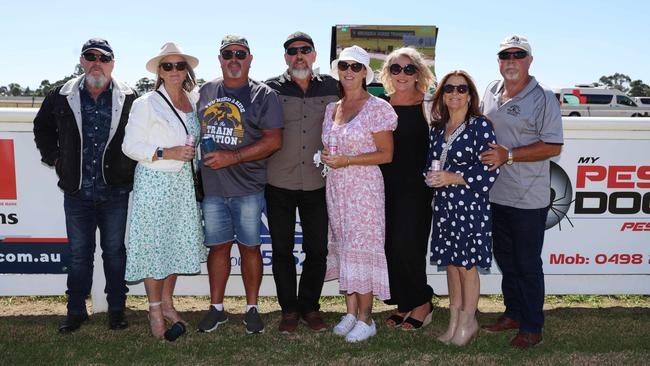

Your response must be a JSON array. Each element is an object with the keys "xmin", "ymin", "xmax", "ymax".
[{"xmin": 162, "ymin": 145, "xmax": 195, "ymax": 162}]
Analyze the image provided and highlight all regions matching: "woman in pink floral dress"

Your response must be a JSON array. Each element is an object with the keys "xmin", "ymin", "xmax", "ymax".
[{"xmin": 321, "ymin": 46, "xmax": 398, "ymax": 342}]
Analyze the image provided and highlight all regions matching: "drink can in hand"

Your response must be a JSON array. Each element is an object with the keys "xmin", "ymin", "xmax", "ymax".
[
  {"xmin": 201, "ymin": 135, "xmax": 216, "ymax": 155},
  {"xmin": 329, "ymin": 135, "xmax": 338, "ymax": 155},
  {"xmin": 430, "ymin": 160, "xmax": 441, "ymax": 171},
  {"xmin": 185, "ymin": 134, "xmax": 196, "ymax": 146}
]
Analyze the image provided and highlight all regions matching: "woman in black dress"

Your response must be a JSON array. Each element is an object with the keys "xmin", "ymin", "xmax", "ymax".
[{"xmin": 378, "ymin": 47, "xmax": 435, "ymax": 331}]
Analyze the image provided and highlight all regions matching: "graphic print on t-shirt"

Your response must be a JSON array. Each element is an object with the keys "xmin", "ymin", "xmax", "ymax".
[{"xmin": 201, "ymin": 96, "xmax": 246, "ymax": 147}]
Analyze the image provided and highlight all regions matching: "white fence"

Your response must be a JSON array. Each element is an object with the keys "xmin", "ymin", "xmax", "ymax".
[{"xmin": 1, "ymin": 108, "xmax": 650, "ymax": 313}]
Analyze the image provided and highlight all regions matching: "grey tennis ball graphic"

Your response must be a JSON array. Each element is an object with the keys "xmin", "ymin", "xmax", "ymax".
[{"xmin": 546, "ymin": 161, "xmax": 573, "ymax": 230}]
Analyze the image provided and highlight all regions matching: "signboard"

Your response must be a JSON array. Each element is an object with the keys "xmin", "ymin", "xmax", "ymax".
[
  {"xmin": 331, "ymin": 24, "xmax": 438, "ymax": 85},
  {"xmin": 2, "ymin": 114, "xmax": 650, "ymax": 297},
  {"xmin": 0, "ymin": 133, "xmax": 70, "ymax": 273}
]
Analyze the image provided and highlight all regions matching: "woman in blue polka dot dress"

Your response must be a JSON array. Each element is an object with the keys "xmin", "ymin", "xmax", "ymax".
[{"xmin": 424, "ymin": 70, "xmax": 499, "ymax": 346}]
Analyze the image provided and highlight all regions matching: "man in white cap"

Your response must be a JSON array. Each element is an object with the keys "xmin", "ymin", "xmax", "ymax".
[
  {"xmin": 34, "ymin": 38, "xmax": 137, "ymax": 333},
  {"xmin": 197, "ymin": 35, "xmax": 283, "ymax": 335},
  {"xmin": 479, "ymin": 35, "xmax": 564, "ymax": 349},
  {"xmin": 265, "ymin": 31, "xmax": 339, "ymax": 334}
]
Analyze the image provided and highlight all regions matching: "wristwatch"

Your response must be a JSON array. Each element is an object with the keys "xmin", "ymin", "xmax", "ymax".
[
  {"xmin": 156, "ymin": 147, "xmax": 164, "ymax": 160},
  {"xmin": 506, "ymin": 148, "xmax": 514, "ymax": 165}
]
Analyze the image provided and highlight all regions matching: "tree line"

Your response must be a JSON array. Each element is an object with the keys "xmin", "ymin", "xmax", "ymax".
[{"xmin": 2, "ymin": 71, "xmax": 649, "ymax": 97}]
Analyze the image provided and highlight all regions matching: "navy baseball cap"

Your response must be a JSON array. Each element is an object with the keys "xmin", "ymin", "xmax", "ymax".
[{"xmin": 81, "ymin": 38, "xmax": 113, "ymax": 56}]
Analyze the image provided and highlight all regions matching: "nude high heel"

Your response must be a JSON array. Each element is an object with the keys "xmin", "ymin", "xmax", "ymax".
[
  {"xmin": 450, "ymin": 309, "xmax": 479, "ymax": 346},
  {"xmin": 162, "ymin": 300, "xmax": 187, "ymax": 326},
  {"xmin": 437, "ymin": 305, "xmax": 460, "ymax": 344},
  {"xmin": 148, "ymin": 302, "xmax": 166, "ymax": 339}
]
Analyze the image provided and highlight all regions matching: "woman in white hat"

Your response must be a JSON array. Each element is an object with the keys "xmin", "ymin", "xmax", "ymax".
[
  {"xmin": 321, "ymin": 45, "xmax": 398, "ymax": 342},
  {"xmin": 122, "ymin": 42, "xmax": 206, "ymax": 339}
]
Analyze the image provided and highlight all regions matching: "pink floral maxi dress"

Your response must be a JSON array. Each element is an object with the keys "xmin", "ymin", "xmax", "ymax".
[{"xmin": 322, "ymin": 96, "xmax": 398, "ymax": 300}]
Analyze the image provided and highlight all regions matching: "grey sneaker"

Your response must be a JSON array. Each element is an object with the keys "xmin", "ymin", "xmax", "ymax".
[
  {"xmin": 198, "ymin": 306, "xmax": 228, "ymax": 332},
  {"xmin": 243, "ymin": 307, "xmax": 265, "ymax": 334}
]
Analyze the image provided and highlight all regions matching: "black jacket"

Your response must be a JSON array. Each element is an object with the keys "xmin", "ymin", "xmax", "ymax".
[{"xmin": 33, "ymin": 76, "xmax": 137, "ymax": 193}]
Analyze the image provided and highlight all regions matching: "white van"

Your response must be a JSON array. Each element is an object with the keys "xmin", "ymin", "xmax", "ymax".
[
  {"xmin": 554, "ymin": 86, "xmax": 650, "ymax": 117},
  {"xmin": 634, "ymin": 96, "xmax": 650, "ymax": 106}
]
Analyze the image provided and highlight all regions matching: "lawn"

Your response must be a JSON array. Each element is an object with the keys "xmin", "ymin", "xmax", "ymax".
[{"xmin": 1, "ymin": 295, "xmax": 649, "ymax": 365}]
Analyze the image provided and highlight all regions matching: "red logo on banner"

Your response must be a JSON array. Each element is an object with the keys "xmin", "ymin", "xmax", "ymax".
[{"xmin": 0, "ymin": 139, "xmax": 17, "ymax": 200}]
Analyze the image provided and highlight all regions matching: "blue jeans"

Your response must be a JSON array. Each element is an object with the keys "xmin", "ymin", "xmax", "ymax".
[
  {"xmin": 492, "ymin": 202, "xmax": 548, "ymax": 334},
  {"xmin": 63, "ymin": 192, "xmax": 129, "ymax": 314},
  {"xmin": 202, "ymin": 191, "xmax": 265, "ymax": 247}
]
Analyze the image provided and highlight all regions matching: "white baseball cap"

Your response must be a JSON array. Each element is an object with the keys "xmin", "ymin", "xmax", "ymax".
[{"xmin": 498, "ymin": 35, "xmax": 532, "ymax": 56}]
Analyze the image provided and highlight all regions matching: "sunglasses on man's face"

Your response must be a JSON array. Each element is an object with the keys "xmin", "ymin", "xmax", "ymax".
[
  {"xmin": 337, "ymin": 61, "xmax": 364, "ymax": 73},
  {"xmin": 498, "ymin": 50, "xmax": 528, "ymax": 60},
  {"xmin": 286, "ymin": 46, "xmax": 313, "ymax": 56},
  {"xmin": 221, "ymin": 50, "xmax": 248, "ymax": 60},
  {"xmin": 443, "ymin": 84, "xmax": 469, "ymax": 94},
  {"xmin": 159, "ymin": 61, "xmax": 188, "ymax": 72},
  {"xmin": 389, "ymin": 63, "xmax": 418, "ymax": 76},
  {"xmin": 82, "ymin": 52, "xmax": 113, "ymax": 63}
]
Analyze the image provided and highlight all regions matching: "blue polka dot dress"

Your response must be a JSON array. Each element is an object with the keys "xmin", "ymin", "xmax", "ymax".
[{"xmin": 426, "ymin": 116, "xmax": 499, "ymax": 270}]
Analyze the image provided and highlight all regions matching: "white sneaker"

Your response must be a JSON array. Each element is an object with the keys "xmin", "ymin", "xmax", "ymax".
[
  {"xmin": 333, "ymin": 314, "xmax": 357, "ymax": 336},
  {"xmin": 345, "ymin": 320, "xmax": 377, "ymax": 343}
]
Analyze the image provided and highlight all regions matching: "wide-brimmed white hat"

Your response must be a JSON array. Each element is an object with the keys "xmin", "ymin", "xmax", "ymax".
[
  {"xmin": 146, "ymin": 42, "xmax": 199, "ymax": 73},
  {"xmin": 330, "ymin": 45, "xmax": 374, "ymax": 84}
]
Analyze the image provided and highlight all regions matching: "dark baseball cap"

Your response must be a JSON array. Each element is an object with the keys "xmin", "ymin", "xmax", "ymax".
[
  {"xmin": 283, "ymin": 31, "xmax": 314, "ymax": 49},
  {"xmin": 220, "ymin": 35, "xmax": 250, "ymax": 51},
  {"xmin": 81, "ymin": 38, "xmax": 113, "ymax": 56}
]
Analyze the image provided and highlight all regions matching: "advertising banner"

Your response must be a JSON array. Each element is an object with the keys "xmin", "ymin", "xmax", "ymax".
[
  {"xmin": 542, "ymin": 139, "xmax": 650, "ymax": 274},
  {"xmin": 0, "ymin": 133, "xmax": 69, "ymax": 274},
  {"xmin": 2, "ymin": 118, "xmax": 649, "ymax": 284}
]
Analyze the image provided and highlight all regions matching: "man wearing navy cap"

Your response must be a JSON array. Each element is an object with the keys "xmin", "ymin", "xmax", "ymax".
[
  {"xmin": 265, "ymin": 31, "xmax": 338, "ymax": 334},
  {"xmin": 34, "ymin": 38, "xmax": 137, "ymax": 333}
]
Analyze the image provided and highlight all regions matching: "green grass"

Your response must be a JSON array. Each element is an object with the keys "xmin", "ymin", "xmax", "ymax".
[{"xmin": 1, "ymin": 296, "xmax": 650, "ymax": 365}]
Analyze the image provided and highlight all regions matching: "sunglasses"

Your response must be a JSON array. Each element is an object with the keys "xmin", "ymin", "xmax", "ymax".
[
  {"xmin": 221, "ymin": 49, "xmax": 248, "ymax": 60},
  {"xmin": 82, "ymin": 52, "xmax": 113, "ymax": 63},
  {"xmin": 286, "ymin": 46, "xmax": 313, "ymax": 56},
  {"xmin": 443, "ymin": 84, "xmax": 469, "ymax": 94},
  {"xmin": 337, "ymin": 61, "xmax": 364, "ymax": 73},
  {"xmin": 498, "ymin": 50, "xmax": 528, "ymax": 60},
  {"xmin": 389, "ymin": 63, "xmax": 418, "ymax": 76},
  {"xmin": 159, "ymin": 61, "xmax": 188, "ymax": 71}
]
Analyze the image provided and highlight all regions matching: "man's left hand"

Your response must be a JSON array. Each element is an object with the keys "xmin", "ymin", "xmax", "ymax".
[
  {"xmin": 480, "ymin": 143, "xmax": 508, "ymax": 171},
  {"xmin": 203, "ymin": 151, "xmax": 238, "ymax": 170}
]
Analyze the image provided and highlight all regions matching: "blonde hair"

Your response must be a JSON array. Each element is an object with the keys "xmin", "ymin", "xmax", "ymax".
[{"xmin": 379, "ymin": 47, "xmax": 435, "ymax": 95}]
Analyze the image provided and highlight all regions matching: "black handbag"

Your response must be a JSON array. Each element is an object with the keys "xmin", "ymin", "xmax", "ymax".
[{"xmin": 156, "ymin": 90, "xmax": 204, "ymax": 202}]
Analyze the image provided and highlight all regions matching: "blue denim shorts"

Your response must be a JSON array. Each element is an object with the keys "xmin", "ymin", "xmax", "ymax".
[{"xmin": 201, "ymin": 191, "xmax": 265, "ymax": 247}]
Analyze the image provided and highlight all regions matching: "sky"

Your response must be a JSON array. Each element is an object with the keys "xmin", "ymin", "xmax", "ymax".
[{"xmin": 2, "ymin": 0, "xmax": 649, "ymax": 94}]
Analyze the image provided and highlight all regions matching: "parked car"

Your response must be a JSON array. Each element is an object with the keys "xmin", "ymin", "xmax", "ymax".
[
  {"xmin": 554, "ymin": 86, "xmax": 650, "ymax": 117},
  {"xmin": 633, "ymin": 96, "xmax": 650, "ymax": 106}
]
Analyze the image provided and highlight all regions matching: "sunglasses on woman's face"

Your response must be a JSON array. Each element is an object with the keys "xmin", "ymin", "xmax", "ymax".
[
  {"xmin": 443, "ymin": 84, "xmax": 469, "ymax": 94},
  {"xmin": 337, "ymin": 61, "xmax": 364, "ymax": 73},
  {"xmin": 159, "ymin": 61, "xmax": 188, "ymax": 72},
  {"xmin": 389, "ymin": 63, "xmax": 417, "ymax": 76},
  {"xmin": 82, "ymin": 52, "xmax": 113, "ymax": 63},
  {"xmin": 286, "ymin": 46, "xmax": 313, "ymax": 56},
  {"xmin": 498, "ymin": 50, "xmax": 528, "ymax": 60},
  {"xmin": 221, "ymin": 49, "xmax": 248, "ymax": 60}
]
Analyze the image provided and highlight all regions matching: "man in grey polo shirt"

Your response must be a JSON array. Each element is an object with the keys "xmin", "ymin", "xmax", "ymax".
[
  {"xmin": 265, "ymin": 31, "xmax": 339, "ymax": 334},
  {"xmin": 479, "ymin": 35, "xmax": 563, "ymax": 349}
]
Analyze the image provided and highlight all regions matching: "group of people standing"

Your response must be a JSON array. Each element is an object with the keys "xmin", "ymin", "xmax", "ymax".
[{"xmin": 33, "ymin": 31, "xmax": 563, "ymax": 349}]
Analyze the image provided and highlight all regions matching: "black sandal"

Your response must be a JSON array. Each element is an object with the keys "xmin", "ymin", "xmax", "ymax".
[
  {"xmin": 401, "ymin": 303, "xmax": 433, "ymax": 331},
  {"xmin": 385, "ymin": 313, "xmax": 407, "ymax": 328}
]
